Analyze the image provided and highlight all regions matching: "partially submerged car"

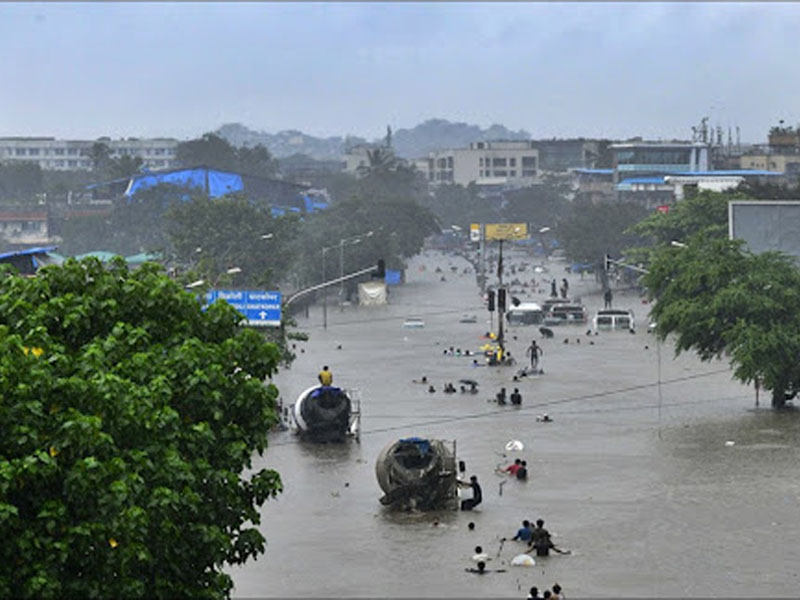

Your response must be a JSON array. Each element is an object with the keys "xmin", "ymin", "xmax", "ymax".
[{"xmin": 593, "ymin": 308, "xmax": 635, "ymax": 331}]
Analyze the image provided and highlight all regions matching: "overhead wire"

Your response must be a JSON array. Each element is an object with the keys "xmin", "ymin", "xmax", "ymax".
[{"xmin": 268, "ymin": 366, "xmax": 734, "ymax": 447}]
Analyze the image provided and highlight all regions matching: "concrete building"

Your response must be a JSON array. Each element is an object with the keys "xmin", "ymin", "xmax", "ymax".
[
  {"xmin": 666, "ymin": 171, "xmax": 783, "ymax": 201},
  {"xmin": 612, "ymin": 141, "xmax": 710, "ymax": 183},
  {"xmin": 0, "ymin": 207, "xmax": 52, "ymax": 247},
  {"xmin": 572, "ymin": 168, "xmax": 616, "ymax": 204},
  {"xmin": 739, "ymin": 152, "xmax": 800, "ymax": 175},
  {"xmin": 0, "ymin": 137, "xmax": 178, "ymax": 171},
  {"xmin": 737, "ymin": 123, "xmax": 800, "ymax": 175},
  {"xmin": 610, "ymin": 141, "xmax": 710, "ymax": 206},
  {"xmin": 530, "ymin": 139, "xmax": 600, "ymax": 173},
  {"xmin": 426, "ymin": 140, "xmax": 539, "ymax": 186}
]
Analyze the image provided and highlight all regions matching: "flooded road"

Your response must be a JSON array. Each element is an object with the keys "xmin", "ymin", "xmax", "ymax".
[{"xmin": 232, "ymin": 249, "xmax": 800, "ymax": 598}]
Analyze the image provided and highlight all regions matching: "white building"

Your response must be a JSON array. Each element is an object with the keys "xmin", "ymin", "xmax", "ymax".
[
  {"xmin": 0, "ymin": 137, "xmax": 179, "ymax": 171},
  {"xmin": 426, "ymin": 141, "xmax": 539, "ymax": 186}
]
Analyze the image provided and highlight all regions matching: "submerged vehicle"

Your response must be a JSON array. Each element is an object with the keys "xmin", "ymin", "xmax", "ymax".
[
  {"xmin": 544, "ymin": 303, "xmax": 588, "ymax": 325},
  {"xmin": 593, "ymin": 308, "xmax": 635, "ymax": 331},
  {"xmin": 375, "ymin": 437, "xmax": 459, "ymax": 510},
  {"xmin": 292, "ymin": 384, "xmax": 361, "ymax": 442},
  {"xmin": 506, "ymin": 302, "xmax": 544, "ymax": 326}
]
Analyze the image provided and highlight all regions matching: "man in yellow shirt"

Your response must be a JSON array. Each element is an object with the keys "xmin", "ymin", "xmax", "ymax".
[{"xmin": 318, "ymin": 365, "xmax": 333, "ymax": 386}]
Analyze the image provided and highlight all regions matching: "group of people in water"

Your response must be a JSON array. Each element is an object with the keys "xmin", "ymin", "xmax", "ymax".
[
  {"xmin": 494, "ymin": 386, "xmax": 523, "ymax": 406},
  {"xmin": 463, "ymin": 516, "xmax": 567, "ymax": 600},
  {"xmin": 413, "ymin": 375, "xmax": 479, "ymax": 395}
]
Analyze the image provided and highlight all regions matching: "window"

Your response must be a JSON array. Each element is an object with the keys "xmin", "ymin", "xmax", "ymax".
[
  {"xmin": 15, "ymin": 148, "xmax": 26, "ymax": 156},
  {"xmin": 522, "ymin": 156, "xmax": 536, "ymax": 167},
  {"xmin": 54, "ymin": 148, "xmax": 64, "ymax": 155},
  {"xmin": 479, "ymin": 158, "xmax": 483, "ymax": 166},
  {"xmin": 492, "ymin": 157, "xmax": 506, "ymax": 167},
  {"xmin": 447, "ymin": 157, "xmax": 453, "ymax": 169},
  {"xmin": 67, "ymin": 148, "xmax": 78, "ymax": 155},
  {"xmin": 509, "ymin": 158, "xmax": 516, "ymax": 167},
  {"xmin": 522, "ymin": 169, "xmax": 536, "ymax": 177},
  {"xmin": 155, "ymin": 148, "xmax": 165, "ymax": 155},
  {"xmin": 437, "ymin": 158, "xmax": 446, "ymax": 168},
  {"xmin": 494, "ymin": 170, "xmax": 507, "ymax": 177},
  {"xmin": 68, "ymin": 160, "xmax": 77, "ymax": 167},
  {"xmin": 509, "ymin": 170, "xmax": 516, "ymax": 177},
  {"xmin": 29, "ymin": 148, "xmax": 40, "ymax": 156}
]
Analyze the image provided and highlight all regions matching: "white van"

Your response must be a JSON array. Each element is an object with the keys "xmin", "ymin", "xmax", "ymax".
[
  {"xmin": 506, "ymin": 302, "xmax": 545, "ymax": 326},
  {"xmin": 593, "ymin": 309, "xmax": 635, "ymax": 331}
]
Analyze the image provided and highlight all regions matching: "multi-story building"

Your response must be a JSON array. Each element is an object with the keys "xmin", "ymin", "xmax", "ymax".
[
  {"xmin": 610, "ymin": 141, "xmax": 710, "ymax": 206},
  {"xmin": 530, "ymin": 139, "xmax": 600, "ymax": 173},
  {"xmin": 426, "ymin": 141, "xmax": 539, "ymax": 186},
  {"xmin": 0, "ymin": 137, "xmax": 179, "ymax": 171},
  {"xmin": 739, "ymin": 153, "xmax": 800, "ymax": 175}
]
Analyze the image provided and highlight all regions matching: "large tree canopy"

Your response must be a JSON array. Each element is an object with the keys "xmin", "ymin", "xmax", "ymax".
[
  {"xmin": 166, "ymin": 194, "xmax": 301, "ymax": 289},
  {"xmin": 0, "ymin": 259, "xmax": 282, "ymax": 597},
  {"xmin": 557, "ymin": 199, "xmax": 649, "ymax": 265},
  {"xmin": 627, "ymin": 190, "xmax": 748, "ymax": 247},
  {"xmin": 0, "ymin": 162, "xmax": 44, "ymax": 202},
  {"xmin": 644, "ymin": 235, "xmax": 800, "ymax": 408},
  {"xmin": 175, "ymin": 134, "xmax": 278, "ymax": 179}
]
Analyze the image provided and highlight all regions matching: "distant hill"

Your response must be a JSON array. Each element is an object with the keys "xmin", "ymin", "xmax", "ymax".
[
  {"xmin": 391, "ymin": 119, "xmax": 531, "ymax": 158},
  {"xmin": 215, "ymin": 123, "xmax": 365, "ymax": 161},
  {"xmin": 215, "ymin": 119, "xmax": 531, "ymax": 161}
]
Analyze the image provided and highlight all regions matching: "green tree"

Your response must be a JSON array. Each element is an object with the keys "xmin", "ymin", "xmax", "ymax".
[
  {"xmin": 644, "ymin": 235, "xmax": 800, "ymax": 408},
  {"xmin": 166, "ymin": 194, "xmax": 300, "ymax": 289},
  {"xmin": 503, "ymin": 175, "xmax": 573, "ymax": 230},
  {"xmin": 89, "ymin": 142, "xmax": 114, "ymax": 174},
  {"xmin": 624, "ymin": 190, "xmax": 750, "ymax": 266},
  {"xmin": 237, "ymin": 145, "xmax": 279, "ymax": 179},
  {"xmin": 108, "ymin": 155, "xmax": 144, "ymax": 180},
  {"xmin": 0, "ymin": 162, "xmax": 44, "ymax": 202},
  {"xmin": 557, "ymin": 199, "xmax": 649, "ymax": 264},
  {"xmin": 628, "ymin": 190, "xmax": 746, "ymax": 247},
  {"xmin": 176, "ymin": 134, "xmax": 277, "ymax": 179},
  {"xmin": 89, "ymin": 143, "xmax": 144, "ymax": 182},
  {"xmin": 0, "ymin": 258, "xmax": 282, "ymax": 597},
  {"xmin": 176, "ymin": 133, "xmax": 239, "ymax": 172}
]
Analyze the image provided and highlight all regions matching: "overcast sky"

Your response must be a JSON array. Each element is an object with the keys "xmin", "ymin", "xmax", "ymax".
[{"xmin": 2, "ymin": 2, "xmax": 799, "ymax": 143}]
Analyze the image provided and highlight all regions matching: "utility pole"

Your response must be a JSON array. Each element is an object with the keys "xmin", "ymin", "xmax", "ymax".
[{"xmin": 497, "ymin": 239, "xmax": 505, "ymax": 357}]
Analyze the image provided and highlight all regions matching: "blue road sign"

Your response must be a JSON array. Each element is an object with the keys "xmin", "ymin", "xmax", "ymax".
[{"xmin": 207, "ymin": 289, "xmax": 282, "ymax": 327}]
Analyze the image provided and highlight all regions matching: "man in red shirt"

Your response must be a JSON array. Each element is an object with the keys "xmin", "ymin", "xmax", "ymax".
[{"xmin": 503, "ymin": 458, "xmax": 521, "ymax": 476}]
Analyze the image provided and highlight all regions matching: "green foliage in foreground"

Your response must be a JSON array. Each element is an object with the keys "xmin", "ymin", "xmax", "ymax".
[
  {"xmin": 0, "ymin": 258, "xmax": 282, "ymax": 598},
  {"xmin": 644, "ymin": 235, "xmax": 800, "ymax": 408}
]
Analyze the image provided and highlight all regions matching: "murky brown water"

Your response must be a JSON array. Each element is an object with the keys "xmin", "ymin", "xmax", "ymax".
[{"xmin": 231, "ymin": 249, "xmax": 800, "ymax": 598}]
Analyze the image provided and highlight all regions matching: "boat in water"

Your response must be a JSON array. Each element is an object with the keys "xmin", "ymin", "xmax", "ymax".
[
  {"xmin": 292, "ymin": 384, "xmax": 361, "ymax": 443},
  {"xmin": 375, "ymin": 437, "xmax": 459, "ymax": 510}
]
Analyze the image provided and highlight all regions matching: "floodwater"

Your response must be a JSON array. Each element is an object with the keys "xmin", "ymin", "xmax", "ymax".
[{"xmin": 231, "ymin": 249, "xmax": 800, "ymax": 598}]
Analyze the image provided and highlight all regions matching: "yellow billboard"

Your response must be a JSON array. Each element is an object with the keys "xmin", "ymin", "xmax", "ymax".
[{"xmin": 484, "ymin": 223, "xmax": 528, "ymax": 241}]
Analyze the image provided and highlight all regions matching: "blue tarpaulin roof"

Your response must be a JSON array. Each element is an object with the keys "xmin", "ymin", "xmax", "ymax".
[
  {"xmin": 125, "ymin": 167, "xmax": 244, "ymax": 198},
  {"xmin": 619, "ymin": 177, "xmax": 667, "ymax": 185},
  {"xmin": 670, "ymin": 170, "xmax": 783, "ymax": 177},
  {"xmin": 573, "ymin": 168, "xmax": 614, "ymax": 175},
  {"xmin": 0, "ymin": 245, "xmax": 58, "ymax": 261}
]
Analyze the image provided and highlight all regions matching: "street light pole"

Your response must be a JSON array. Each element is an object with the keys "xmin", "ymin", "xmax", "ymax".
[
  {"xmin": 498, "ymin": 239, "xmax": 505, "ymax": 357},
  {"xmin": 322, "ymin": 247, "xmax": 328, "ymax": 330},
  {"xmin": 338, "ymin": 231, "xmax": 373, "ymax": 306}
]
